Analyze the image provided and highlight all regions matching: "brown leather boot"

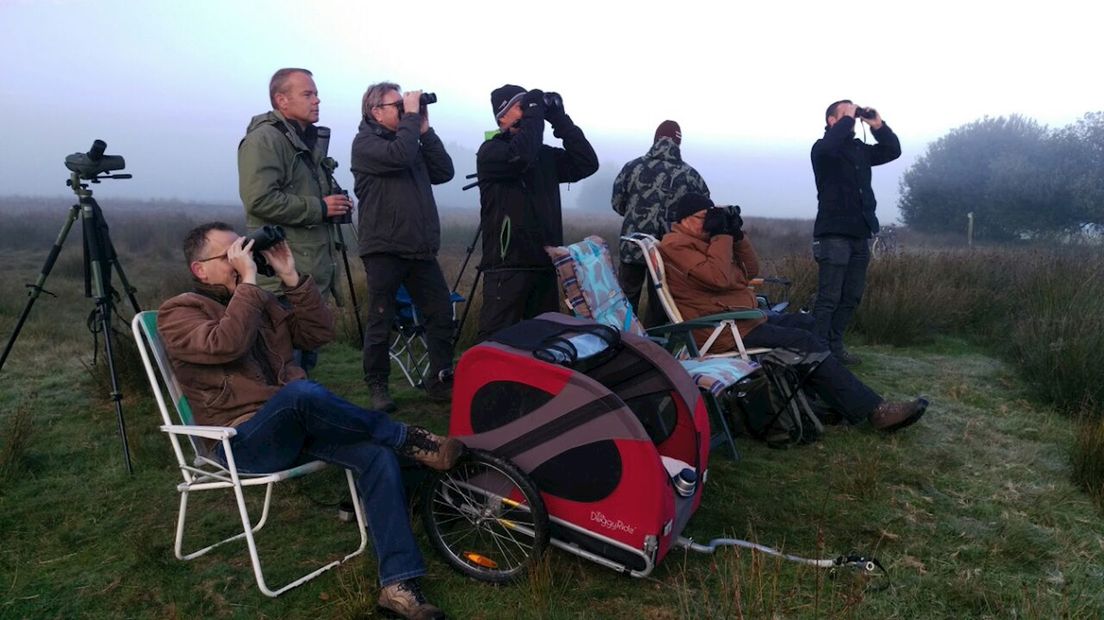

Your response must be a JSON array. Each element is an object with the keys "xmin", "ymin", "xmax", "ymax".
[
  {"xmin": 377, "ymin": 579, "xmax": 446, "ymax": 619},
  {"xmin": 868, "ymin": 398, "xmax": 929, "ymax": 432},
  {"xmin": 399, "ymin": 426, "xmax": 462, "ymax": 471}
]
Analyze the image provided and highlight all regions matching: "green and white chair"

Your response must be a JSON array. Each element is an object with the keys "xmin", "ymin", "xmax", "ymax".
[{"xmin": 131, "ymin": 311, "xmax": 368, "ymax": 597}]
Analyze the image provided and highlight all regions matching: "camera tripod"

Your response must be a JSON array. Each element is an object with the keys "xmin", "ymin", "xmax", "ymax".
[{"xmin": 0, "ymin": 168, "xmax": 140, "ymax": 474}]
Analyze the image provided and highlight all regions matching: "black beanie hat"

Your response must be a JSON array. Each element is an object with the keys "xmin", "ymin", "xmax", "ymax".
[
  {"xmin": 491, "ymin": 84, "xmax": 527, "ymax": 120},
  {"xmin": 670, "ymin": 192, "xmax": 714, "ymax": 222}
]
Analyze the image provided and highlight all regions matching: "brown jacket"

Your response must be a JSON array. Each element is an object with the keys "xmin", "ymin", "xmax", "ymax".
[
  {"xmin": 658, "ymin": 223, "xmax": 766, "ymax": 352},
  {"xmin": 158, "ymin": 276, "xmax": 335, "ymax": 428}
]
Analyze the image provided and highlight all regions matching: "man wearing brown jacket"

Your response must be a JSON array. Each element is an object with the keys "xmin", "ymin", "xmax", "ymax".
[
  {"xmin": 658, "ymin": 194, "xmax": 928, "ymax": 432},
  {"xmin": 158, "ymin": 222, "xmax": 454, "ymax": 619}
]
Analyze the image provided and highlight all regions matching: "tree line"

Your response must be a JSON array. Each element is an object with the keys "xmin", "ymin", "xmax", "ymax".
[{"xmin": 899, "ymin": 112, "xmax": 1104, "ymax": 241}]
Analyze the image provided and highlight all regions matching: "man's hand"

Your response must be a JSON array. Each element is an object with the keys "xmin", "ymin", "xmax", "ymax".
[
  {"xmin": 703, "ymin": 209, "xmax": 729, "ymax": 237},
  {"xmin": 261, "ymin": 241, "xmax": 299, "ymax": 288},
  {"xmin": 403, "ymin": 90, "xmax": 422, "ymax": 117},
  {"xmin": 324, "ymin": 193, "xmax": 353, "ymax": 219},
  {"xmin": 522, "ymin": 89, "xmax": 547, "ymax": 118},
  {"xmin": 228, "ymin": 237, "xmax": 258, "ymax": 285},
  {"xmin": 839, "ymin": 102, "xmax": 857, "ymax": 118},
  {"xmin": 862, "ymin": 108, "xmax": 884, "ymax": 130},
  {"xmin": 420, "ymin": 105, "xmax": 430, "ymax": 135}
]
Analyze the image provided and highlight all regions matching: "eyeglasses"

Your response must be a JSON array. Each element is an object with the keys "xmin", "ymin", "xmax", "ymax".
[
  {"xmin": 375, "ymin": 101, "xmax": 404, "ymax": 112},
  {"xmin": 194, "ymin": 253, "xmax": 228, "ymax": 263}
]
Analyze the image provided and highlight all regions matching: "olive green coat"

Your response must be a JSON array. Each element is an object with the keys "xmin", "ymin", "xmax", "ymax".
[{"xmin": 238, "ymin": 110, "xmax": 337, "ymax": 298}]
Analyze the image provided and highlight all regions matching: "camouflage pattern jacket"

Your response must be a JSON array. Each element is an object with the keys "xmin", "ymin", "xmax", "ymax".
[{"xmin": 611, "ymin": 137, "xmax": 709, "ymax": 264}]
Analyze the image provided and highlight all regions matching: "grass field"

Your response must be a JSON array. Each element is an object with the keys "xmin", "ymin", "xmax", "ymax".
[{"xmin": 2, "ymin": 199, "xmax": 1102, "ymax": 619}]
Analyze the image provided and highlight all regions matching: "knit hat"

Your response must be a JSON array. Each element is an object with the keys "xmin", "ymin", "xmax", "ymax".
[
  {"xmin": 654, "ymin": 120, "xmax": 682, "ymax": 145},
  {"xmin": 491, "ymin": 84, "xmax": 527, "ymax": 120},
  {"xmin": 670, "ymin": 192, "xmax": 713, "ymax": 222}
]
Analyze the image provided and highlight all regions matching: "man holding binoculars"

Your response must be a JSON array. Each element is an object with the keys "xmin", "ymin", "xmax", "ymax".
[
  {"xmin": 238, "ymin": 68, "xmax": 353, "ymax": 372},
  {"xmin": 351, "ymin": 82, "xmax": 455, "ymax": 412},
  {"xmin": 474, "ymin": 84, "xmax": 599, "ymax": 341},
  {"xmin": 659, "ymin": 193, "xmax": 928, "ymax": 432},
  {"xmin": 810, "ymin": 100, "xmax": 901, "ymax": 366}
]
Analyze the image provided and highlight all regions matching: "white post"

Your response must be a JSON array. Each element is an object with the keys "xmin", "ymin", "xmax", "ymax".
[{"xmin": 967, "ymin": 212, "xmax": 975, "ymax": 248}]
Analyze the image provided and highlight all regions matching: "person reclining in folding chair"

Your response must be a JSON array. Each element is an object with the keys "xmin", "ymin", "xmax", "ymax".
[
  {"xmin": 158, "ymin": 222, "xmax": 456, "ymax": 620},
  {"xmin": 658, "ymin": 193, "xmax": 928, "ymax": 432}
]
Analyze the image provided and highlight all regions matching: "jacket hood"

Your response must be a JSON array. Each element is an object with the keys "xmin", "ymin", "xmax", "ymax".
[{"xmin": 646, "ymin": 137, "xmax": 684, "ymax": 164}]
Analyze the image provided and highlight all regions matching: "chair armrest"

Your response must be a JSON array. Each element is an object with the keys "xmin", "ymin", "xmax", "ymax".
[
  {"xmin": 160, "ymin": 424, "xmax": 237, "ymax": 440},
  {"xmin": 695, "ymin": 310, "xmax": 766, "ymax": 322}
]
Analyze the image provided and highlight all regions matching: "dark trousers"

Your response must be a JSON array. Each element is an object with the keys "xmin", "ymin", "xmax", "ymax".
[
  {"xmin": 476, "ymin": 269, "xmax": 559, "ymax": 342},
  {"xmin": 742, "ymin": 313, "xmax": 882, "ymax": 423},
  {"xmin": 812, "ymin": 235, "xmax": 870, "ymax": 355},
  {"xmin": 617, "ymin": 261, "xmax": 667, "ymax": 329},
  {"xmin": 361, "ymin": 254, "xmax": 454, "ymax": 381},
  {"xmin": 215, "ymin": 380, "xmax": 424, "ymax": 586}
]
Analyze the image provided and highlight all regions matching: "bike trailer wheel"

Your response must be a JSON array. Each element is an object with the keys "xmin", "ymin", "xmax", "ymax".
[{"xmin": 421, "ymin": 448, "xmax": 549, "ymax": 583}]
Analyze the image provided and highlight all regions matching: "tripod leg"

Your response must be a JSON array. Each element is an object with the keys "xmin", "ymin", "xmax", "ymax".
[
  {"xmin": 82, "ymin": 197, "xmax": 134, "ymax": 473},
  {"xmin": 0, "ymin": 205, "xmax": 81, "ymax": 372},
  {"xmin": 96, "ymin": 302, "xmax": 134, "ymax": 474},
  {"xmin": 453, "ymin": 269, "xmax": 482, "ymax": 345},
  {"xmin": 335, "ymin": 225, "xmax": 365, "ymax": 344}
]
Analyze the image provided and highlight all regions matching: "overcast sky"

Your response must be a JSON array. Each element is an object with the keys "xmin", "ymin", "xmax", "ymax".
[{"xmin": 2, "ymin": 0, "xmax": 1101, "ymax": 223}]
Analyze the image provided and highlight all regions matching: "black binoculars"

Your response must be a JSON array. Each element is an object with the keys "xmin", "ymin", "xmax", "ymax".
[
  {"xmin": 855, "ymin": 106, "xmax": 877, "ymax": 119},
  {"xmin": 244, "ymin": 225, "xmax": 286, "ymax": 277}
]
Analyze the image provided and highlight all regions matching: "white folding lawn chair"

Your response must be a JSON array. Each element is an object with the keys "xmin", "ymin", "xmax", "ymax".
[{"xmin": 131, "ymin": 311, "xmax": 367, "ymax": 597}]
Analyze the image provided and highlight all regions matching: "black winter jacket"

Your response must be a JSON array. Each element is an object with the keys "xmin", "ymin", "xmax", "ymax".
[
  {"xmin": 811, "ymin": 117, "xmax": 901, "ymax": 239},
  {"xmin": 351, "ymin": 113, "xmax": 454, "ymax": 259},
  {"xmin": 476, "ymin": 104, "xmax": 598, "ymax": 270}
]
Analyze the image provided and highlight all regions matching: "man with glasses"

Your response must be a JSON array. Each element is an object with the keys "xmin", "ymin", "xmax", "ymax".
[
  {"xmin": 474, "ymin": 84, "xmax": 598, "ymax": 341},
  {"xmin": 159, "ymin": 222, "xmax": 457, "ymax": 620},
  {"xmin": 351, "ymin": 82, "xmax": 455, "ymax": 412},
  {"xmin": 238, "ymin": 68, "xmax": 353, "ymax": 373}
]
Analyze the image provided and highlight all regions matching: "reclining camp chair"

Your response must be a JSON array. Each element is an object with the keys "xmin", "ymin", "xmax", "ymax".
[
  {"xmin": 390, "ymin": 285, "xmax": 465, "ymax": 387},
  {"xmin": 546, "ymin": 237, "xmax": 766, "ymax": 458},
  {"xmin": 622, "ymin": 233, "xmax": 825, "ymax": 443},
  {"xmin": 131, "ymin": 311, "xmax": 368, "ymax": 597}
]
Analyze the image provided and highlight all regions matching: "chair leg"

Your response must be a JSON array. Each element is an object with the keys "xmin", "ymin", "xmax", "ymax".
[
  {"xmin": 704, "ymin": 391, "xmax": 739, "ymax": 461},
  {"xmin": 343, "ymin": 469, "xmax": 369, "ymax": 560}
]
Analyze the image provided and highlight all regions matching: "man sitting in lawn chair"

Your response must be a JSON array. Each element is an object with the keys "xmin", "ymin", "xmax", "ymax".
[
  {"xmin": 158, "ymin": 222, "xmax": 456, "ymax": 619},
  {"xmin": 659, "ymin": 194, "xmax": 929, "ymax": 432}
]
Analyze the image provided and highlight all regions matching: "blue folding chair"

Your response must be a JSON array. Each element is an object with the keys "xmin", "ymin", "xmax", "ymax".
[{"xmin": 390, "ymin": 285, "xmax": 465, "ymax": 387}]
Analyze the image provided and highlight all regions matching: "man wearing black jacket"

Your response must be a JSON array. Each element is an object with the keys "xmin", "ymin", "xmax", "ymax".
[
  {"xmin": 351, "ymin": 82, "xmax": 455, "ymax": 411},
  {"xmin": 475, "ymin": 84, "xmax": 599, "ymax": 341},
  {"xmin": 810, "ymin": 100, "xmax": 901, "ymax": 365}
]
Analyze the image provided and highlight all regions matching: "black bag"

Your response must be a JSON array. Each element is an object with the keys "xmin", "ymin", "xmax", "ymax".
[{"xmin": 729, "ymin": 348, "xmax": 828, "ymax": 448}]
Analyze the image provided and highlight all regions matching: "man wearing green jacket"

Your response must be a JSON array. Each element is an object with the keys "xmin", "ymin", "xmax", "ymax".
[{"xmin": 238, "ymin": 68, "xmax": 353, "ymax": 371}]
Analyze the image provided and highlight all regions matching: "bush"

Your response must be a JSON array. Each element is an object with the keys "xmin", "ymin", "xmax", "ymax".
[{"xmin": 1071, "ymin": 405, "xmax": 1104, "ymax": 509}]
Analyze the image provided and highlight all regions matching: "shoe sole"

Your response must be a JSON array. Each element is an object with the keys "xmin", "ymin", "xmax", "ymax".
[{"xmin": 883, "ymin": 398, "xmax": 929, "ymax": 433}]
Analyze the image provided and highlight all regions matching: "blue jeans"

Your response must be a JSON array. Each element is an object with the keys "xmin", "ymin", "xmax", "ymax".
[
  {"xmin": 215, "ymin": 380, "xmax": 425, "ymax": 586},
  {"xmin": 743, "ymin": 313, "xmax": 882, "ymax": 423},
  {"xmin": 812, "ymin": 235, "xmax": 870, "ymax": 355}
]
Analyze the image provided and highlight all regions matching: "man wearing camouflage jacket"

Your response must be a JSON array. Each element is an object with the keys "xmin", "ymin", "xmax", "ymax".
[{"xmin": 611, "ymin": 120, "xmax": 709, "ymax": 327}]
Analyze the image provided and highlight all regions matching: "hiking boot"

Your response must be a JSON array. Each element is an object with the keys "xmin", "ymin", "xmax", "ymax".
[
  {"xmin": 367, "ymin": 376, "xmax": 397, "ymax": 413},
  {"xmin": 868, "ymin": 398, "xmax": 929, "ymax": 432},
  {"xmin": 400, "ymin": 426, "xmax": 462, "ymax": 471},
  {"xmin": 834, "ymin": 349, "xmax": 862, "ymax": 366},
  {"xmin": 377, "ymin": 579, "xmax": 446, "ymax": 620},
  {"xmin": 424, "ymin": 368, "xmax": 453, "ymax": 404}
]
